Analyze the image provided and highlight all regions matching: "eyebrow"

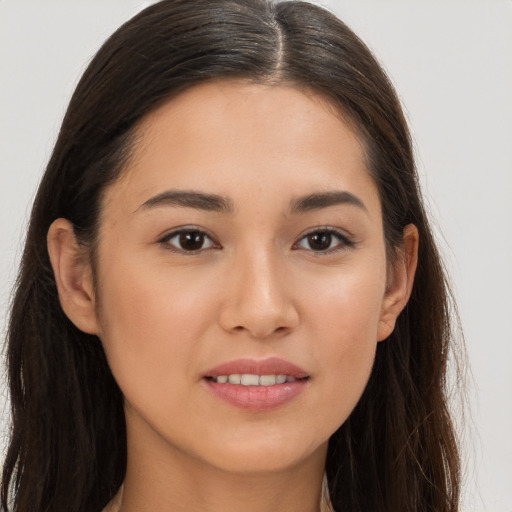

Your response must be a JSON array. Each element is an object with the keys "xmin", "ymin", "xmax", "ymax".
[
  {"xmin": 137, "ymin": 190, "xmax": 234, "ymax": 213},
  {"xmin": 137, "ymin": 189, "xmax": 367, "ymax": 214},
  {"xmin": 290, "ymin": 191, "xmax": 367, "ymax": 214}
]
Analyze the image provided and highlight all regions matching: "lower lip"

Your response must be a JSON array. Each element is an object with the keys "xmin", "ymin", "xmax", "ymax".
[{"xmin": 204, "ymin": 379, "xmax": 308, "ymax": 411}]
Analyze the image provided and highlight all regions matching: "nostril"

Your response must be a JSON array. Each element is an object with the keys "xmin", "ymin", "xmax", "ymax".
[
  {"xmin": 227, "ymin": 324, "xmax": 290, "ymax": 338},
  {"xmin": 218, "ymin": 296, "xmax": 299, "ymax": 338}
]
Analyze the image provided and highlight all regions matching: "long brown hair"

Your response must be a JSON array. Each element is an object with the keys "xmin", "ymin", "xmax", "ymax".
[{"xmin": 2, "ymin": 1, "xmax": 461, "ymax": 510}]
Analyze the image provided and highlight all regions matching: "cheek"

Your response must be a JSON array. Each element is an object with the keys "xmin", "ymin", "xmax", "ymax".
[
  {"xmin": 94, "ymin": 254, "xmax": 219, "ymax": 390},
  {"xmin": 304, "ymin": 264, "xmax": 386, "ymax": 425},
  {"xmin": 306, "ymin": 259, "xmax": 386, "ymax": 344}
]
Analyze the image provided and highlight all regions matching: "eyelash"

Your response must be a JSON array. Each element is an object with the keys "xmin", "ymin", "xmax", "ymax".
[
  {"xmin": 158, "ymin": 226, "xmax": 355, "ymax": 255},
  {"xmin": 158, "ymin": 227, "xmax": 220, "ymax": 255},
  {"xmin": 293, "ymin": 227, "xmax": 355, "ymax": 255}
]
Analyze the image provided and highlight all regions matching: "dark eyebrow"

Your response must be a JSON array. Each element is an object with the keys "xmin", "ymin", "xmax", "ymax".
[
  {"xmin": 137, "ymin": 189, "xmax": 366, "ymax": 215},
  {"xmin": 137, "ymin": 190, "xmax": 233, "ymax": 213},
  {"xmin": 290, "ymin": 191, "xmax": 368, "ymax": 214}
]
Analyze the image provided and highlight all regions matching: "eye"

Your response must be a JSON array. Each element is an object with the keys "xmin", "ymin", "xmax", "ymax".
[
  {"xmin": 295, "ymin": 228, "xmax": 353, "ymax": 253},
  {"xmin": 160, "ymin": 228, "xmax": 218, "ymax": 253}
]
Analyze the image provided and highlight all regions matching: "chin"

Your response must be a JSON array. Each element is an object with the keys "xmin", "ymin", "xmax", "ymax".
[{"xmin": 193, "ymin": 430, "xmax": 329, "ymax": 475}]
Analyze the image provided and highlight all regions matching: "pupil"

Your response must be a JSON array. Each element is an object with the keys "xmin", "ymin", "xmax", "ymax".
[
  {"xmin": 179, "ymin": 231, "xmax": 204, "ymax": 250},
  {"xmin": 309, "ymin": 232, "xmax": 331, "ymax": 251}
]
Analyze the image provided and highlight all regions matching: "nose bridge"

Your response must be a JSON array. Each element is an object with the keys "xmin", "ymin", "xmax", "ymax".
[{"xmin": 219, "ymin": 241, "xmax": 298, "ymax": 338}]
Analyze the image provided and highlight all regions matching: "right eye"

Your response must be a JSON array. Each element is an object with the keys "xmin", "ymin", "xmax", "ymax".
[{"xmin": 159, "ymin": 229, "xmax": 218, "ymax": 253}]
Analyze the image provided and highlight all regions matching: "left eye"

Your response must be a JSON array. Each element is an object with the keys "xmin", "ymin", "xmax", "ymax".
[
  {"xmin": 295, "ymin": 229, "xmax": 350, "ymax": 252},
  {"xmin": 161, "ymin": 230, "xmax": 216, "ymax": 252}
]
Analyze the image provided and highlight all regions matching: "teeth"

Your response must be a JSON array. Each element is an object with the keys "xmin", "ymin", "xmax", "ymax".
[
  {"xmin": 259, "ymin": 375, "xmax": 276, "ymax": 386},
  {"xmin": 213, "ymin": 374, "xmax": 299, "ymax": 386},
  {"xmin": 241, "ymin": 374, "xmax": 260, "ymax": 386}
]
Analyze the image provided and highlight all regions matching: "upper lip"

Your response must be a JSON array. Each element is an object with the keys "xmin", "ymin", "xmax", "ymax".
[{"xmin": 204, "ymin": 357, "xmax": 309, "ymax": 379}]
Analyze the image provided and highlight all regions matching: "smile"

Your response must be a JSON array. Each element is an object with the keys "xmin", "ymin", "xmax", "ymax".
[
  {"xmin": 207, "ymin": 374, "xmax": 302, "ymax": 385},
  {"xmin": 203, "ymin": 358, "xmax": 310, "ymax": 410}
]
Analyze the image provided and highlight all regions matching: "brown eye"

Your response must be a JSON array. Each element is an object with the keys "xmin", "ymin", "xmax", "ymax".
[
  {"xmin": 179, "ymin": 231, "xmax": 206, "ymax": 250},
  {"xmin": 295, "ymin": 229, "xmax": 352, "ymax": 253},
  {"xmin": 162, "ymin": 229, "xmax": 216, "ymax": 252},
  {"xmin": 307, "ymin": 232, "xmax": 333, "ymax": 251}
]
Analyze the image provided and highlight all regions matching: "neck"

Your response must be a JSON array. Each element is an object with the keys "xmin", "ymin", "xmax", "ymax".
[{"xmin": 115, "ymin": 412, "xmax": 329, "ymax": 512}]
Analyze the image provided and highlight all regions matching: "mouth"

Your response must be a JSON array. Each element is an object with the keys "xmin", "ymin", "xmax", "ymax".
[
  {"xmin": 203, "ymin": 357, "xmax": 310, "ymax": 411},
  {"xmin": 205, "ymin": 374, "xmax": 308, "ymax": 385}
]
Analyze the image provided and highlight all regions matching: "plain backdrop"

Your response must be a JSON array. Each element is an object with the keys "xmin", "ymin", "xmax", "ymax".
[{"xmin": 1, "ymin": 1, "xmax": 511, "ymax": 511}]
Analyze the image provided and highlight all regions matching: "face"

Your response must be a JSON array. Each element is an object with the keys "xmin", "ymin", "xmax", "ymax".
[{"xmin": 85, "ymin": 81, "xmax": 401, "ymax": 474}]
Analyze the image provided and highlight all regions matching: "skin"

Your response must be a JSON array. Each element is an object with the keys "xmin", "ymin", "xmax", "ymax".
[{"xmin": 48, "ymin": 81, "xmax": 418, "ymax": 512}]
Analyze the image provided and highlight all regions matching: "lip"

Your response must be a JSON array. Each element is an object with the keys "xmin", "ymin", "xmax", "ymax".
[
  {"xmin": 204, "ymin": 357, "xmax": 309, "ymax": 379},
  {"xmin": 203, "ymin": 357, "xmax": 309, "ymax": 411}
]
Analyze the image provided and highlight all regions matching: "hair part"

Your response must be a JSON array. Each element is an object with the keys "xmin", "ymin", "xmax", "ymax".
[{"xmin": 2, "ymin": 1, "xmax": 461, "ymax": 511}]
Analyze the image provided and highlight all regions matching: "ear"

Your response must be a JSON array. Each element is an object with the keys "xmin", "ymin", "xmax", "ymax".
[
  {"xmin": 377, "ymin": 224, "xmax": 419, "ymax": 342},
  {"xmin": 47, "ymin": 218, "xmax": 99, "ymax": 335}
]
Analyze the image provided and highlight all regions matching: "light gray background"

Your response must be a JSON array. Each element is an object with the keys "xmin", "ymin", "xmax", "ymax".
[{"xmin": 1, "ymin": 1, "xmax": 511, "ymax": 511}]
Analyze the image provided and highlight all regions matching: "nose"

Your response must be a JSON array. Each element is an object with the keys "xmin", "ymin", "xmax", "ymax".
[{"xmin": 218, "ymin": 247, "xmax": 300, "ymax": 339}]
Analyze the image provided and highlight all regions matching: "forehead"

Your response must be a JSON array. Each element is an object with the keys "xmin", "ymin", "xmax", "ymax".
[
  {"xmin": 137, "ymin": 80, "xmax": 364, "ymax": 161},
  {"xmin": 105, "ymin": 80, "xmax": 379, "ymax": 218}
]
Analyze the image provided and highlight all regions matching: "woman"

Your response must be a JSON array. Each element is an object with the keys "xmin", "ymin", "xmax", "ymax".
[{"xmin": 1, "ymin": 0, "xmax": 461, "ymax": 511}]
